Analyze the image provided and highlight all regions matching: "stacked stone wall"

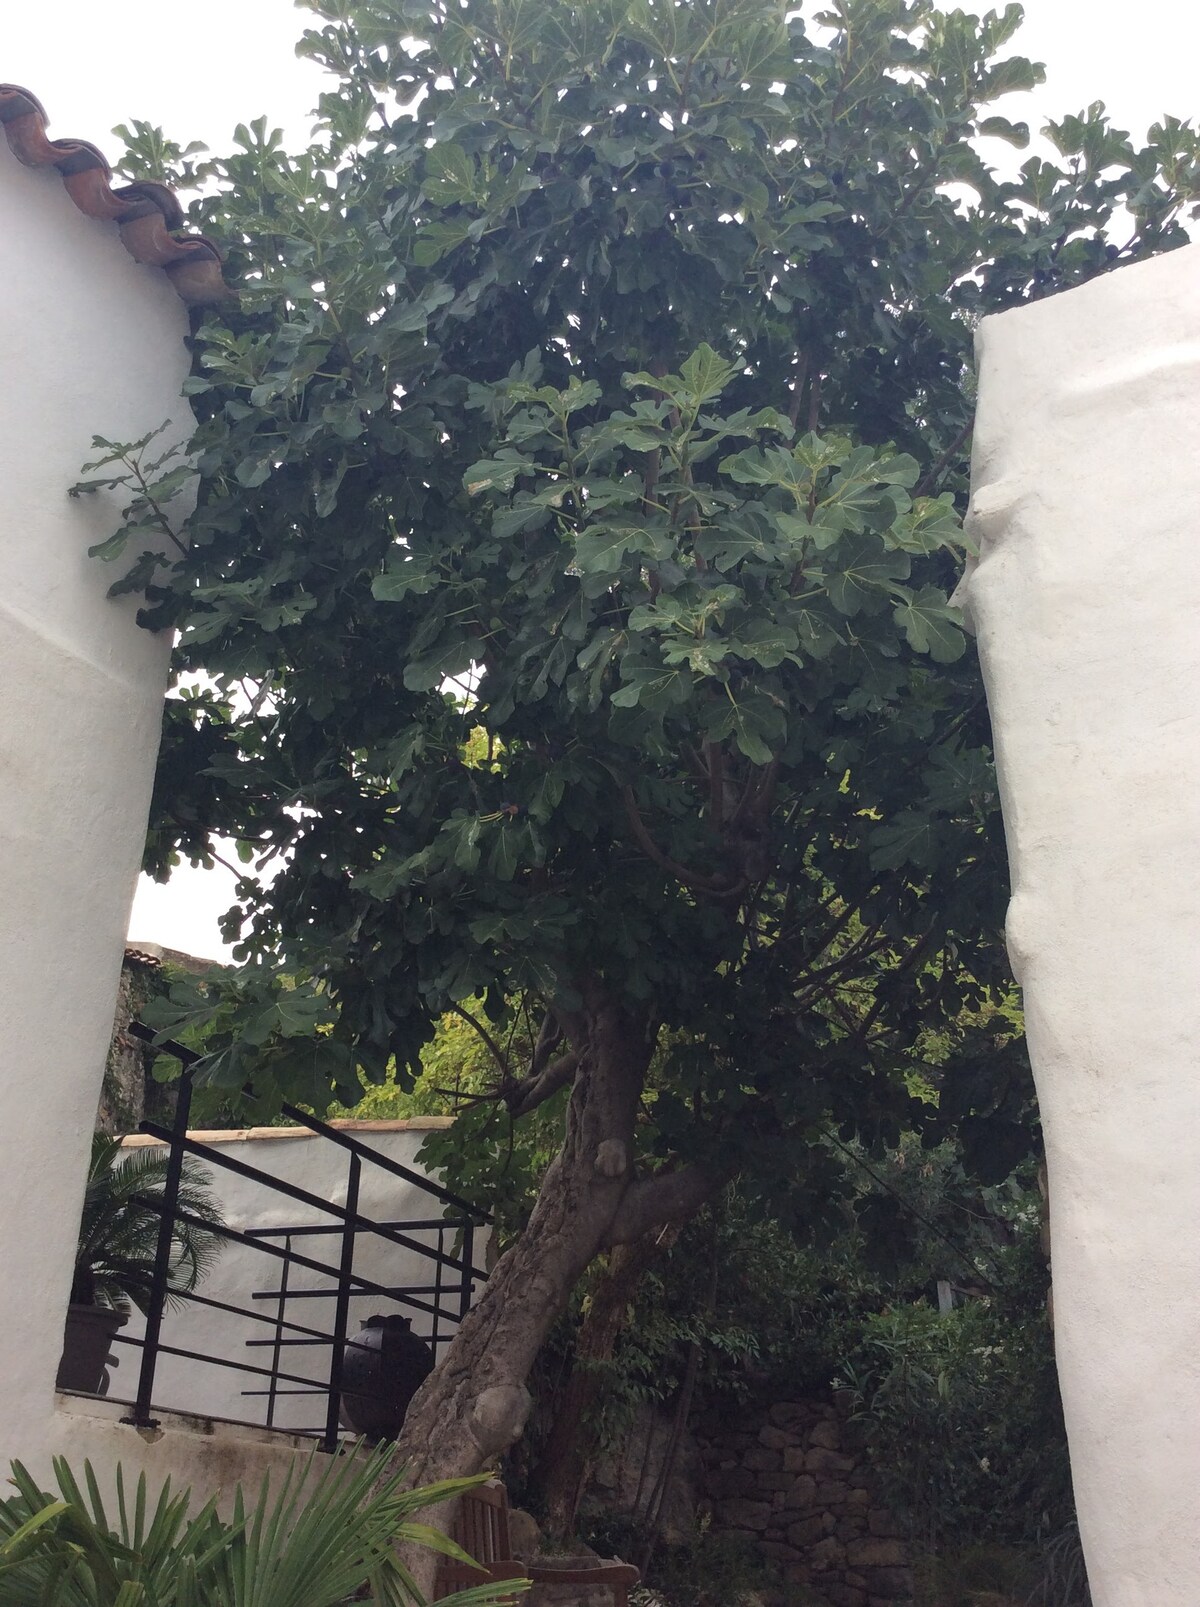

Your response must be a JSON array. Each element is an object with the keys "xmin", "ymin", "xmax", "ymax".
[{"xmin": 697, "ymin": 1396, "xmax": 912, "ymax": 1607}]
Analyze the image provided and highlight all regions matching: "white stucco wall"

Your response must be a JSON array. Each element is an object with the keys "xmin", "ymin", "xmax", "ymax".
[
  {"xmin": 0, "ymin": 140, "xmax": 189, "ymax": 1478},
  {"xmin": 961, "ymin": 241, "xmax": 1200, "ymax": 1606},
  {"xmin": 113, "ymin": 1120, "xmax": 483, "ymax": 1436}
]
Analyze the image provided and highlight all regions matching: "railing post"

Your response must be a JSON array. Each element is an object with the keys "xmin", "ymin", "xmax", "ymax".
[
  {"xmin": 459, "ymin": 1222, "xmax": 475, "ymax": 1321},
  {"xmin": 126, "ymin": 1064, "xmax": 194, "ymax": 1429},
  {"xmin": 323, "ymin": 1151, "xmax": 360, "ymax": 1452},
  {"xmin": 261, "ymin": 1233, "xmax": 294, "ymax": 1431},
  {"xmin": 431, "ymin": 1225, "xmax": 444, "ymax": 1356}
]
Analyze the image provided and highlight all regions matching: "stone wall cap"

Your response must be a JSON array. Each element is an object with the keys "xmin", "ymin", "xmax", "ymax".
[{"xmin": 120, "ymin": 1115, "xmax": 454, "ymax": 1146}]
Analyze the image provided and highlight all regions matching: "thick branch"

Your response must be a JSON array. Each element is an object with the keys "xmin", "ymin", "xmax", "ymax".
[
  {"xmin": 705, "ymin": 740, "xmax": 725, "ymax": 829},
  {"xmin": 728, "ymin": 758, "xmax": 778, "ymax": 832},
  {"xmin": 605, "ymin": 1162, "xmax": 725, "ymax": 1246},
  {"xmin": 806, "ymin": 371, "xmax": 824, "ymax": 433},
  {"xmin": 506, "ymin": 1049, "xmax": 581, "ymax": 1119},
  {"xmin": 530, "ymin": 1009, "xmax": 563, "ymax": 1075},
  {"xmin": 787, "ymin": 350, "xmax": 810, "ymax": 428},
  {"xmin": 621, "ymin": 785, "xmax": 745, "ymax": 899}
]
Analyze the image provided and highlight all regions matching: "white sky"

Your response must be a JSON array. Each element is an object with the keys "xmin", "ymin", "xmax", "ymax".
[{"xmin": 5, "ymin": 0, "xmax": 1197, "ymax": 961}]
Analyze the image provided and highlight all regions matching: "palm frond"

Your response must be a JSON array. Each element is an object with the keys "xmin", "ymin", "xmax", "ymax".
[{"xmin": 72, "ymin": 1134, "xmax": 226, "ymax": 1315}]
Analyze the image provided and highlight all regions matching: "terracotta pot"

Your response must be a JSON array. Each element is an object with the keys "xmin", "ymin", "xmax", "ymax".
[{"xmin": 56, "ymin": 1303, "xmax": 127, "ymax": 1395}]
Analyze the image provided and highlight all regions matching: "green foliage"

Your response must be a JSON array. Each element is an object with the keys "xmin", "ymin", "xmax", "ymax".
[
  {"xmin": 337, "ymin": 1010, "xmax": 496, "ymax": 1120},
  {"xmin": 836, "ymin": 1229, "xmax": 1072, "ymax": 1554},
  {"xmin": 0, "ymin": 1444, "xmax": 525, "ymax": 1607},
  {"xmin": 513, "ymin": 1142, "xmax": 1035, "ymax": 1525},
  {"xmin": 71, "ymin": 1135, "xmax": 225, "ymax": 1314},
  {"xmin": 334, "ymin": 1006, "xmax": 563, "ymax": 1243},
  {"xmin": 913, "ymin": 1542, "xmax": 1038, "ymax": 1606}
]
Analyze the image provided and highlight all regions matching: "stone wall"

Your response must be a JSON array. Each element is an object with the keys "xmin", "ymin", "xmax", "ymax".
[
  {"xmin": 97, "ymin": 945, "xmax": 216, "ymax": 1134},
  {"xmin": 698, "ymin": 1396, "xmax": 912, "ymax": 1607}
]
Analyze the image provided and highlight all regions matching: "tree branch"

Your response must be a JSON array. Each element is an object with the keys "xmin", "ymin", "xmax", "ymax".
[
  {"xmin": 851, "ymin": 927, "xmax": 938, "ymax": 1045},
  {"xmin": 605, "ymin": 1163, "xmax": 727, "ymax": 1246},
  {"xmin": 621, "ymin": 785, "xmax": 745, "ymax": 899},
  {"xmin": 787, "ymin": 350, "xmax": 810, "ymax": 428},
  {"xmin": 449, "ymin": 1001, "xmax": 509, "ymax": 1076},
  {"xmin": 806, "ymin": 371, "xmax": 824, "ymax": 434},
  {"xmin": 505, "ymin": 1049, "xmax": 581, "ymax": 1119},
  {"xmin": 704, "ymin": 740, "xmax": 725, "ymax": 829},
  {"xmin": 530, "ymin": 1008, "xmax": 563, "ymax": 1075},
  {"xmin": 915, "ymin": 414, "xmax": 975, "ymax": 498}
]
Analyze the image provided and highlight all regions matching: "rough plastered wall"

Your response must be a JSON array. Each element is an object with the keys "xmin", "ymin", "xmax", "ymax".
[
  {"xmin": 961, "ymin": 241, "xmax": 1200, "ymax": 1607},
  {"xmin": 0, "ymin": 137, "xmax": 189, "ymax": 1478}
]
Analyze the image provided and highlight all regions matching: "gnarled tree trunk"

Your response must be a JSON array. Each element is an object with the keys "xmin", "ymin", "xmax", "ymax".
[
  {"xmin": 531, "ymin": 1227, "xmax": 676, "ymax": 1543},
  {"xmin": 385, "ymin": 985, "xmax": 685, "ymax": 1594}
]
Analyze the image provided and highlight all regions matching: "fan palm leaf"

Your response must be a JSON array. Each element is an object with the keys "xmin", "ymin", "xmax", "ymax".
[
  {"xmin": 72, "ymin": 1135, "xmax": 225, "ymax": 1315},
  {"xmin": 0, "ymin": 1444, "xmax": 527, "ymax": 1607}
]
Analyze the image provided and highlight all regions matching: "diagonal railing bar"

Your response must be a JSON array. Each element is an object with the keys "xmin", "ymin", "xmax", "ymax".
[
  {"xmin": 134, "ymin": 1194, "xmax": 448, "ymax": 1322},
  {"xmin": 113, "ymin": 1331, "xmax": 332, "ymax": 1393},
  {"xmin": 126, "ymin": 1022, "xmax": 491, "ymax": 1222},
  {"xmin": 138, "ymin": 1122, "xmax": 478, "ymax": 1280}
]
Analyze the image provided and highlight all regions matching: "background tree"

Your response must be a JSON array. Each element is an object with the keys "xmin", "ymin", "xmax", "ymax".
[{"xmin": 87, "ymin": 0, "xmax": 1197, "ymax": 1544}]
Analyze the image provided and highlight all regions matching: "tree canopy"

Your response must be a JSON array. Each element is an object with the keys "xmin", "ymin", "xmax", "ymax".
[{"xmin": 87, "ymin": 0, "xmax": 1197, "ymax": 1499}]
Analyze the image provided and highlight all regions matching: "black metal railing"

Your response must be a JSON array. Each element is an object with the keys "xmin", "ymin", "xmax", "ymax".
[{"xmin": 110, "ymin": 1023, "xmax": 489, "ymax": 1451}]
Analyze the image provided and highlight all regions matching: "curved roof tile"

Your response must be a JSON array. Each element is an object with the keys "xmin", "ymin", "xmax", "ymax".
[{"xmin": 0, "ymin": 84, "xmax": 231, "ymax": 306}]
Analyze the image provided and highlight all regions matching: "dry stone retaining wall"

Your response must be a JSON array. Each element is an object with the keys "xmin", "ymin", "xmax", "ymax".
[{"xmin": 697, "ymin": 1396, "xmax": 912, "ymax": 1607}]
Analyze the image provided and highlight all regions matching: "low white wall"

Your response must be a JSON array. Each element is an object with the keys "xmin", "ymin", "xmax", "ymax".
[
  {"xmin": 40, "ymin": 1396, "xmax": 312, "ymax": 1517},
  {"xmin": 113, "ymin": 1119, "xmax": 484, "ymax": 1436},
  {"xmin": 0, "ymin": 121, "xmax": 190, "ymax": 1484},
  {"xmin": 961, "ymin": 241, "xmax": 1200, "ymax": 1606}
]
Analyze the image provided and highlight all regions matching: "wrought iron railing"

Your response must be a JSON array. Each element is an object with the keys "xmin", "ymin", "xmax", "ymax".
[{"xmin": 109, "ymin": 1023, "xmax": 489, "ymax": 1451}]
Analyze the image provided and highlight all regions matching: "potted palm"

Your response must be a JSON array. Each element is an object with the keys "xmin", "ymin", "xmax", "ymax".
[{"xmin": 57, "ymin": 1134, "xmax": 225, "ymax": 1396}]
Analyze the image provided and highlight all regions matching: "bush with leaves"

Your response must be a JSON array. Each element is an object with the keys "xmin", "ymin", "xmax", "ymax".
[{"xmin": 836, "ymin": 1227, "xmax": 1071, "ymax": 1556}]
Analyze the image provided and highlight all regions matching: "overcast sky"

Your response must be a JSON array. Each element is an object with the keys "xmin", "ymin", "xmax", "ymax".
[{"xmin": 5, "ymin": 0, "xmax": 1196, "ymax": 960}]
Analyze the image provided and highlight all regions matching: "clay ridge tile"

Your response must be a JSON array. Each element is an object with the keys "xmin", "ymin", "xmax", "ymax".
[{"xmin": 0, "ymin": 84, "xmax": 231, "ymax": 306}]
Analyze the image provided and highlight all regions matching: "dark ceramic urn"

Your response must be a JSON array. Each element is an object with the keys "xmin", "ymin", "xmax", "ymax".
[{"xmin": 337, "ymin": 1314, "xmax": 434, "ymax": 1443}]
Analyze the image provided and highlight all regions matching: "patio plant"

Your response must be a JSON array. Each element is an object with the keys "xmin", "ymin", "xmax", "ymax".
[
  {"xmin": 57, "ymin": 1134, "xmax": 225, "ymax": 1396},
  {"xmin": 0, "ymin": 1441, "xmax": 525, "ymax": 1607}
]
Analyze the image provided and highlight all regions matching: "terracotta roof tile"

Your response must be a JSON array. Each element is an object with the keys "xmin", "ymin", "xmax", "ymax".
[{"xmin": 0, "ymin": 84, "xmax": 231, "ymax": 306}]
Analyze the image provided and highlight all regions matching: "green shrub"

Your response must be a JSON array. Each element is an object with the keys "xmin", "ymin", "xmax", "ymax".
[{"xmin": 836, "ymin": 1231, "xmax": 1075, "ymax": 1553}]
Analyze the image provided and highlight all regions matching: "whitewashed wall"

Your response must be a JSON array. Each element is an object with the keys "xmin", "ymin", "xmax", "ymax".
[
  {"xmin": 0, "ymin": 128, "xmax": 191, "ymax": 1484},
  {"xmin": 116, "ymin": 1119, "xmax": 484, "ymax": 1436},
  {"xmin": 962, "ymin": 241, "xmax": 1200, "ymax": 1607}
]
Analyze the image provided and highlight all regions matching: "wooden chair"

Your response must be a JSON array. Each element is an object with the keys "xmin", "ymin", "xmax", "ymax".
[
  {"xmin": 432, "ymin": 1481, "xmax": 639, "ymax": 1606},
  {"xmin": 433, "ymin": 1481, "xmax": 528, "ymax": 1601}
]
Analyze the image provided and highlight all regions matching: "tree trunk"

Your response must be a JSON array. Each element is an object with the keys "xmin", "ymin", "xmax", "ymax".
[
  {"xmin": 385, "ymin": 986, "xmax": 653, "ymax": 1596},
  {"xmin": 531, "ymin": 1227, "xmax": 676, "ymax": 1542}
]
